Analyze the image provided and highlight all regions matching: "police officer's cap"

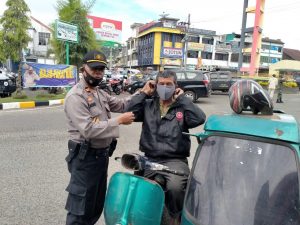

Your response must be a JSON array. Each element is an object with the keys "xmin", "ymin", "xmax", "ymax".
[{"xmin": 83, "ymin": 50, "xmax": 108, "ymax": 69}]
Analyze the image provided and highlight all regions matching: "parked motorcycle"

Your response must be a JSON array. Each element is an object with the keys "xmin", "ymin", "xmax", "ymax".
[
  {"xmin": 109, "ymin": 78, "xmax": 123, "ymax": 95},
  {"xmin": 98, "ymin": 81, "xmax": 113, "ymax": 95},
  {"xmin": 104, "ymin": 108, "xmax": 300, "ymax": 225}
]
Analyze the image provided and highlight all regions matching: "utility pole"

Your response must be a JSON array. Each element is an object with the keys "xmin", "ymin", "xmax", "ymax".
[{"xmin": 184, "ymin": 14, "xmax": 191, "ymax": 69}]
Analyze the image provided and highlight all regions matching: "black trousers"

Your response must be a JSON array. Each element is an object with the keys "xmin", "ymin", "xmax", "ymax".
[
  {"xmin": 65, "ymin": 146, "xmax": 109, "ymax": 225},
  {"xmin": 143, "ymin": 158, "xmax": 190, "ymax": 218}
]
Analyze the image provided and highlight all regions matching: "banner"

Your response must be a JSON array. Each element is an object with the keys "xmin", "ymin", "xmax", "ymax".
[
  {"xmin": 162, "ymin": 47, "xmax": 183, "ymax": 58},
  {"xmin": 87, "ymin": 15, "xmax": 122, "ymax": 46},
  {"xmin": 22, "ymin": 62, "xmax": 77, "ymax": 88}
]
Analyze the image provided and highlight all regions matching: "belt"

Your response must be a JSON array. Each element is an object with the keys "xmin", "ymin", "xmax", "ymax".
[{"xmin": 88, "ymin": 146, "xmax": 109, "ymax": 157}]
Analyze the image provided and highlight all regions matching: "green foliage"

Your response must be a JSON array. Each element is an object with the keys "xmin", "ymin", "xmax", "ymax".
[
  {"xmin": 0, "ymin": 0, "xmax": 31, "ymax": 61},
  {"xmin": 52, "ymin": 0, "xmax": 99, "ymax": 68}
]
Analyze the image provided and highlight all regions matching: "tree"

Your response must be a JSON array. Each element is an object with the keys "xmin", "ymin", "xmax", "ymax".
[
  {"xmin": 0, "ymin": 0, "xmax": 31, "ymax": 93},
  {"xmin": 52, "ymin": 0, "xmax": 98, "ymax": 69}
]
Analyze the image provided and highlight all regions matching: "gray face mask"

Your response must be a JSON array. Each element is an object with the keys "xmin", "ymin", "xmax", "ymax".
[{"xmin": 156, "ymin": 84, "xmax": 175, "ymax": 100}]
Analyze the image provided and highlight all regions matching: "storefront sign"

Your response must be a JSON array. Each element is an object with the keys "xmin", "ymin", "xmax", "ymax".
[{"xmin": 162, "ymin": 47, "xmax": 183, "ymax": 58}]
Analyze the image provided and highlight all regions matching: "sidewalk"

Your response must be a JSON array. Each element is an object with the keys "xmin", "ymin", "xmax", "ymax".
[{"xmin": 0, "ymin": 99, "xmax": 64, "ymax": 110}]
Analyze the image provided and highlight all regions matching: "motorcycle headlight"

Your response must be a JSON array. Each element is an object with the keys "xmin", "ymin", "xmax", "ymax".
[{"xmin": 4, "ymin": 81, "xmax": 8, "ymax": 86}]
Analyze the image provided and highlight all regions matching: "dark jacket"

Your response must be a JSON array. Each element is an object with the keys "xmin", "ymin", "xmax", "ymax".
[{"xmin": 126, "ymin": 93, "xmax": 206, "ymax": 158}]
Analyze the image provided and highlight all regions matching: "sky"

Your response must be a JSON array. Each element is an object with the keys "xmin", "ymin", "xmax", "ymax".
[{"xmin": 0, "ymin": 0, "xmax": 300, "ymax": 49}]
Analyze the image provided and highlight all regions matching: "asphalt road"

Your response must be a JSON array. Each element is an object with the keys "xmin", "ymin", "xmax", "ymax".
[{"xmin": 0, "ymin": 92, "xmax": 299, "ymax": 225}]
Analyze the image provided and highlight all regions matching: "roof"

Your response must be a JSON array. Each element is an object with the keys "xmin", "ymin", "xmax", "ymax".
[
  {"xmin": 30, "ymin": 16, "xmax": 53, "ymax": 32},
  {"xmin": 203, "ymin": 113, "xmax": 300, "ymax": 144},
  {"xmin": 283, "ymin": 48, "xmax": 300, "ymax": 61},
  {"xmin": 262, "ymin": 37, "xmax": 284, "ymax": 45}
]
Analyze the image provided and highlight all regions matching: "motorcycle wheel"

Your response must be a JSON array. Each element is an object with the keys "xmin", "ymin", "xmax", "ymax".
[{"xmin": 114, "ymin": 88, "xmax": 121, "ymax": 95}]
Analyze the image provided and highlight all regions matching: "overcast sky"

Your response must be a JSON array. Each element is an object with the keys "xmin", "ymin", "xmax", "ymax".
[{"xmin": 1, "ymin": 0, "xmax": 299, "ymax": 49}]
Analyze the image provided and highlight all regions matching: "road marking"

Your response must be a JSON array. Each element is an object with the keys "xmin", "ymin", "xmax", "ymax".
[{"xmin": 0, "ymin": 105, "xmax": 63, "ymax": 113}]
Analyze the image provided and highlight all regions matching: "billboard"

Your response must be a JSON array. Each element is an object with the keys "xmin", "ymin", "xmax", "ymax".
[
  {"xmin": 55, "ymin": 20, "xmax": 78, "ymax": 43},
  {"xmin": 22, "ymin": 62, "xmax": 77, "ymax": 88},
  {"xmin": 87, "ymin": 15, "xmax": 122, "ymax": 47}
]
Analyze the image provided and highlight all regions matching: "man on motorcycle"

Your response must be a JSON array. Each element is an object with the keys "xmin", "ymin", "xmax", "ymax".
[{"xmin": 126, "ymin": 70, "xmax": 206, "ymax": 224}]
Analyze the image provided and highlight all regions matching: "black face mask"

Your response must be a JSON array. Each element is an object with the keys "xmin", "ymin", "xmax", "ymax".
[{"xmin": 83, "ymin": 69, "xmax": 103, "ymax": 87}]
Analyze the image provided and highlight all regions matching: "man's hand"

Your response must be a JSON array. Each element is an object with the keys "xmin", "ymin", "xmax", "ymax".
[
  {"xmin": 174, "ymin": 88, "xmax": 184, "ymax": 100},
  {"xmin": 117, "ymin": 112, "xmax": 135, "ymax": 125},
  {"xmin": 140, "ymin": 80, "xmax": 156, "ymax": 96}
]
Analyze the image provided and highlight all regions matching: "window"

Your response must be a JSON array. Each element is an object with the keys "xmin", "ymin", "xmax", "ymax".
[
  {"xmin": 231, "ymin": 53, "xmax": 239, "ymax": 62},
  {"xmin": 187, "ymin": 51, "xmax": 199, "ymax": 59},
  {"xmin": 201, "ymin": 52, "xmax": 212, "ymax": 59},
  {"xmin": 163, "ymin": 33, "xmax": 172, "ymax": 42},
  {"xmin": 176, "ymin": 72, "xmax": 185, "ymax": 80},
  {"xmin": 243, "ymin": 55, "xmax": 251, "ymax": 63},
  {"xmin": 38, "ymin": 32, "xmax": 50, "ymax": 45},
  {"xmin": 215, "ymin": 53, "xmax": 228, "ymax": 61},
  {"xmin": 186, "ymin": 72, "xmax": 198, "ymax": 80},
  {"xmin": 189, "ymin": 36, "xmax": 200, "ymax": 42},
  {"xmin": 175, "ymin": 34, "xmax": 184, "ymax": 42},
  {"xmin": 202, "ymin": 37, "xmax": 214, "ymax": 45},
  {"xmin": 185, "ymin": 135, "xmax": 299, "ymax": 225}
]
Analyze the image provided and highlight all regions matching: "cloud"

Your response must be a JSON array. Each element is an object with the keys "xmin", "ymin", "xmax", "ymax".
[{"xmin": 1, "ymin": 0, "xmax": 299, "ymax": 48}]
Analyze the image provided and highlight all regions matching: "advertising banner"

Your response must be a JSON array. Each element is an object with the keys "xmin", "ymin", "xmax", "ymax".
[
  {"xmin": 22, "ymin": 62, "xmax": 77, "ymax": 88},
  {"xmin": 87, "ymin": 15, "xmax": 122, "ymax": 47},
  {"xmin": 162, "ymin": 47, "xmax": 183, "ymax": 58}
]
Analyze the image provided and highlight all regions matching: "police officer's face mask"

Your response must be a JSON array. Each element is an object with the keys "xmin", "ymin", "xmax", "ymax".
[
  {"xmin": 156, "ymin": 84, "xmax": 175, "ymax": 100},
  {"xmin": 83, "ymin": 68, "xmax": 103, "ymax": 87}
]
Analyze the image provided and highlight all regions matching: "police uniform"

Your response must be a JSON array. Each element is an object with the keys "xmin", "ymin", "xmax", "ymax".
[{"xmin": 64, "ymin": 51, "xmax": 131, "ymax": 225}]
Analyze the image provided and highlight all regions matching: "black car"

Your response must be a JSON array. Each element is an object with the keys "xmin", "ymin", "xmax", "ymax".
[
  {"xmin": 175, "ymin": 70, "xmax": 211, "ymax": 102},
  {"xmin": 294, "ymin": 75, "xmax": 300, "ymax": 90},
  {"xmin": 209, "ymin": 71, "xmax": 234, "ymax": 92},
  {"xmin": 0, "ymin": 70, "xmax": 17, "ymax": 97}
]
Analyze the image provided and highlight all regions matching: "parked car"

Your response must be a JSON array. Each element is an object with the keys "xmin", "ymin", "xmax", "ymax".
[
  {"xmin": 175, "ymin": 70, "xmax": 211, "ymax": 102},
  {"xmin": 209, "ymin": 71, "xmax": 240, "ymax": 92},
  {"xmin": 0, "ymin": 69, "xmax": 17, "ymax": 97}
]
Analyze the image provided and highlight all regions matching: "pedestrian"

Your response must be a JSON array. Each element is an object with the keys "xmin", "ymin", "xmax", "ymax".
[
  {"xmin": 268, "ymin": 74, "xmax": 278, "ymax": 100},
  {"xmin": 126, "ymin": 70, "xmax": 206, "ymax": 224},
  {"xmin": 64, "ymin": 50, "xmax": 135, "ymax": 225}
]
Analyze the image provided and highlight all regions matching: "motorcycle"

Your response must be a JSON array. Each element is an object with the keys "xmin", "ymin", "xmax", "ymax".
[
  {"xmin": 104, "ymin": 109, "xmax": 300, "ymax": 225},
  {"xmin": 109, "ymin": 78, "xmax": 123, "ymax": 95},
  {"xmin": 98, "ymin": 81, "xmax": 113, "ymax": 95}
]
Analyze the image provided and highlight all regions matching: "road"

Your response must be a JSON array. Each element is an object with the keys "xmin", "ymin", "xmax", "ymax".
[{"xmin": 0, "ymin": 93, "xmax": 299, "ymax": 225}]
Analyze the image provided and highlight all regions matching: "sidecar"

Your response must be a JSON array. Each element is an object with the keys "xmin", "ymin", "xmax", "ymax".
[
  {"xmin": 181, "ymin": 111, "xmax": 300, "ymax": 225},
  {"xmin": 104, "ymin": 110, "xmax": 300, "ymax": 225}
]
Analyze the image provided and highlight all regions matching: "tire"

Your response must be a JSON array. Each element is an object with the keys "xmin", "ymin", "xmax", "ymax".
[
  {"xmin": 114, "ymin": 88, "xmax": 121, "ymax": 95},
  {"xmin": 184, "ymin": 90, "xmax": 196, "ymax": 102}
]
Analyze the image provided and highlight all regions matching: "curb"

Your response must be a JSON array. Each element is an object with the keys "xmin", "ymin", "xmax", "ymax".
[{"xmin": 0, "ymin": 99, "xmax": 64, "ymax": 110}]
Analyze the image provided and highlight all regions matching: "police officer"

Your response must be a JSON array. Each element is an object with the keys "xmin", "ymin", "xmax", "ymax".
[{"xmin": 64, "ymin": 50, "xmax": 135, "ymax": 225}]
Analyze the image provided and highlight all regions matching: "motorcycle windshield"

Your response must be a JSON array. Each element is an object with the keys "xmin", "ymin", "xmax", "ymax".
[{"xmin": 185, "ymin": 135, "xmax": 300, "ymax": 225}]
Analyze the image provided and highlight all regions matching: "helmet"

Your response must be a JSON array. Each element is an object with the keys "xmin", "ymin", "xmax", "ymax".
[{"xmin": 229, "ymin": 79, "xmax": 273, "ymax": 115}]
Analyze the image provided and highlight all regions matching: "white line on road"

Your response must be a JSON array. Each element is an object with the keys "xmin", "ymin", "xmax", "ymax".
[{"xmin": 0, "ymin": 105, "xmax": 63, "ymax": 113}]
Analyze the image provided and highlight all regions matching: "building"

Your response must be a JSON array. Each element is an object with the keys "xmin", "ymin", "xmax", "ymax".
[
  {"xmin": 126, "ymin": 23, "xmax": 144, "ymax": 68},
  {"xmin": 137, "ymin": 16, "xmax": 185, "ymax": 70},
  {"xmin": 225, "ymin": 33, "xmax": 284, "ymax": 73},
  {"xmin": 25, "ymin": 16, "xmax": 54, "ymax": 64}
]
